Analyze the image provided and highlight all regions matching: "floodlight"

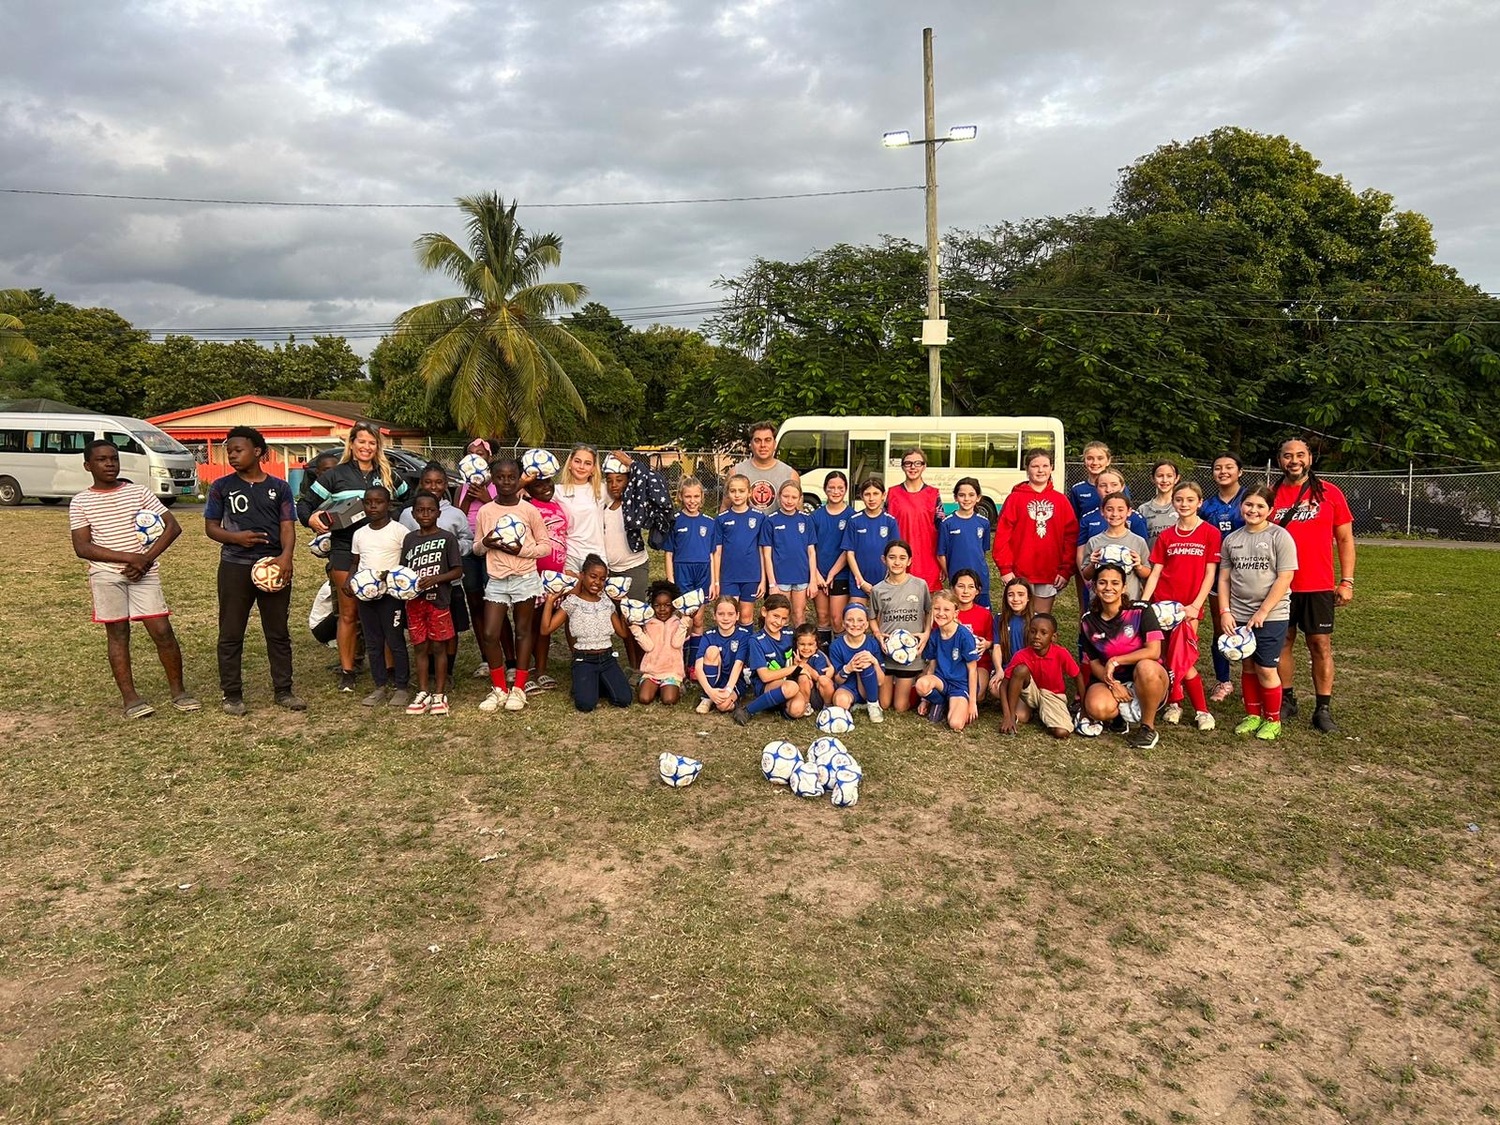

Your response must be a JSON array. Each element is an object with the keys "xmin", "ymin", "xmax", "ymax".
[
  {"xmin": 882, "ymin": 130, "xmax": 912, "ymax": 148},
  {"xmin": 947, "ymin": 125, "xmax": 978, "ymax": 142}
]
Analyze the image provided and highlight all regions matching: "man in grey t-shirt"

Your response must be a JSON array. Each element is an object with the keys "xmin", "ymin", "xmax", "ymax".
[{"xmin": 727, "ymin": 421, "xmax": 800, "ymax": 513}]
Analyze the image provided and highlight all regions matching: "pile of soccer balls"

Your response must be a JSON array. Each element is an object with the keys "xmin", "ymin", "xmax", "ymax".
[{"xmin": 760, "ymin": 733, "xmax": 863, "ymax": 807}]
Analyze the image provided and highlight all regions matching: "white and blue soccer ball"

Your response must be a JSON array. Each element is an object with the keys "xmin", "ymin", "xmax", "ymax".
[
  {"xmin": 1118, "ymin": 694, "xmax": 1143, "ymax": 724},
  {"xmin": 1075, "ymin": 715, "xmax": 1104, "ymax": 737},
  {"xmin": 829, "ymin": 765, "xmax": 861, "ymax": 808},
  {"xmin": 540, "ymin": 570, "xmax": 574, "ymax": 595},
  {"xmin": 350, "ymin": 568, "xmax": 385, "ymax": 601},
  {"xmin": 760, "ymin": 740, "xmax": 802, "ymax": 786},
  {"xmin": 1217, "ymin": 625, "xmax": 1258, "ymax": 662},
  {"xmin": 672, "ymin": 588, "xmax": 706, "ymax": 615},
  {"xmin": 884, "ymin": 629, "xmax": 920, "ymax": 665},
  {"xmin": 134, "ymin": 509, "xmax": 166, "ymax": 548},
  {"xmin": 1098, "ymin": 542, "xmax": 1135, "ymax": 568},
  {"xmin": 808, "ymin": 735, "xmax": 846, "ymax": 766},
  {"xmin": 385, "ymin": 565, "xmax": 421, "ymax": 601},
  {"xmin": 658, "ymin": 752, "xmax": 703, "ymax": 788},
  {"xmin": 815, "ymin": 706, "xmax": 854, "ymax": 735},
  {"xmin": 788, "ymin": 758, "xmax": 824, "ymax": 798},
  {"xmin": 1151, "ymin": 600, "xmax": 1188, "ymax": 629},
  {"xmin": 307, "ymin": 531, "xmax": 332, "ymax": 559},
  {"xmin": 619, "ymin": 597, "xmax": 653, "ymax": 626},
  {"xmin": 488, "ymin": 513, "xmax": 527, "ymax": 550},
  {"xmin": 521, "ymin": 448, "xmax": 561, "ymax": 480},
  {"xmin": 604, "ymin": 575, "xmax": 630, "ymax": 600},
  {"xmin": 602, "ymin": 454, "xmax": 629, "ymax": 475},
  {"xmin": 457, "ymin": 453, "xmax": 490, "ymax": 487}
]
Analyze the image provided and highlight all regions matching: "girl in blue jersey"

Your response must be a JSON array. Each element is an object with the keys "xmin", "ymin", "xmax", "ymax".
[
  {"xmin": 694, "ymin": 595, "xmax": 750, "ymax": 715},
  {"xmin": 915, "ymin": 591, "xmax": 981, "ymax": 731},
  {"xmin": 713, "ymin": 474, "xmax": 766, "ymax": 626},
  {"xmin": 761, "ymin": 480, "xmax": 821, "ymax": 631},
  {"xmin": 1074, "ymin": 467, "xmax": 1149, "ymax": 613},
  {"xmin": 829, "ymin": 602, "xmax": 887, "ymax": 722},
  {"xmin": 811, "ymin": 471, "xmax": 852, "ymax": 651},
  {"xmin": 732, "ymin": 594, "xmax": 807, "ymax": 725},
  {"xmin": 937, "ymin": 477, "xmax": 994, "ymax": 606},
  {"xmin": 666, "ymin": 476, "xmax": 717, "ymax": 669},
  {"xmin": 842, "ymin": 477, "xmax": 900, "ymax": 603},
  {"xmin": 790, "ymin": 623, "xmax": 836, "ymax": 712},
  {"xmin": 1200, "ymin": 454, "xmax": 1247, "ymax": 702},
  {"xmin": 1069, "ymin": 441, "xmax": 1114, "ymax": 520},
  {"xmin": 989, "ymin": 576, "xmax": 1034, "ymax": 683}
]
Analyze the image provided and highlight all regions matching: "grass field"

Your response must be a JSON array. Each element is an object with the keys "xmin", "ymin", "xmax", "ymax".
[{"xmin": 1, "ymin": 506, "xmax": 1497, "ymax": 1124}]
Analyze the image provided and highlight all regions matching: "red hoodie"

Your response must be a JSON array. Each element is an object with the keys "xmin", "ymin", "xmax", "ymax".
[{"xmin": 992, "ymin": 481, "xmax": 1078, "ymax": 585}]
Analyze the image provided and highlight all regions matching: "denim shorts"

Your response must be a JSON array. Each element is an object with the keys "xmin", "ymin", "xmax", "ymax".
[{"xmin": 485, "ymin": 571, "xmax": 543, "ymax": 604}]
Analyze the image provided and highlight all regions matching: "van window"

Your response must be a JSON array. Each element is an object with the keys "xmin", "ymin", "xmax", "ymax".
[
  {"xmin": 105, "ymin": 431, "xmax": 149, "ymax": 457},
  {"xmin": 889, "ymin": 432, "xmax": 952, "ymax": 468},
  {"xmin": 0, "ymin": 429, "xmax": 24, "ymax": 454},
  {"xmin": 29, "ymin": 430, "xmax": 93, "ymax": 454},
  {"xmin": 779, "ymin": 429, "xmax": 848, "ymax": 472},
  {"xmin": 955, "ymin": 432, "xmax": 1021, "ymax": 469},
  {"xmin": 1021, "ymin": 430, "xmax": 1058, "ymax": 462}
]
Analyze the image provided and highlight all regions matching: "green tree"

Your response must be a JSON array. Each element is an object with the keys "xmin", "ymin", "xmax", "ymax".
[
  {"xmin": 545, "ymin": 327, "xmax": 645, "ymax": 447},
  {"xmin": 394, "ymin": 193, "xmax": 601, "ymax": 444},
  {"xmin": 0, "ymin": 289, "xmax": 39, "ymax": 367},
  {"xmin": 270, "ymin": 335, "xmax": 363, "ymax": 399},
  {"xmin": 367, "ymin": 333, "xmax": 455, "ymax": 433},
  {"xmin": 0, "ymin": 293, "xmax": 150, "ymax": 415}
]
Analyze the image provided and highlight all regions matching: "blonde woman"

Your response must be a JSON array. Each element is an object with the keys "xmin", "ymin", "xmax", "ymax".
[{"xmin": 553, "ymin": 444, "xmax": 607, "ymax": 573}]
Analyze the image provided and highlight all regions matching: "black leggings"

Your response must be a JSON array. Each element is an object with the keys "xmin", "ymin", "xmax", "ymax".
[
  {"xmin": 358, "ymin": 596, "xmax": 409, "ymax": 688},
  {"xmin": 571, "ymin": 651, "xmax": 631, "ymax": 712}
]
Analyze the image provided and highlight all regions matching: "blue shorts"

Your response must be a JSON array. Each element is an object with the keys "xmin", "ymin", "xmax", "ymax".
[
  {"xmin": 779, "ymin": 582, "xmax": 810, "ymax": 592},
  {"xmin": 674, "ymin": 562, "xmax": 711, "ymax": 598},
  {"xmin": 1246, "ymin": 618, "xmax": 1290, "ymax": 669},
  {"xmin": 722, "ymin": 580, "xmax": 761, "ymax": 601}
]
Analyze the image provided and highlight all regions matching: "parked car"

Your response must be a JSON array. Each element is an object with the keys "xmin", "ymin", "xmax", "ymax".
[{"xmin": 312, "ymin": 447, "xmax": 462, "ymax": 501}]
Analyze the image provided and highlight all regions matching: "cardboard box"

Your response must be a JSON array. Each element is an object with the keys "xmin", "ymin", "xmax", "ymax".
[{"xmin": 320, "ymin": 496, "xmax": 366, "ymax": 530}]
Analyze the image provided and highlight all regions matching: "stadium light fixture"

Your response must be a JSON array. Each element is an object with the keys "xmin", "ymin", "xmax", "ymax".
[{"xmin": 882, "ymin": 130, "xmax": 913, "ymax": 148}]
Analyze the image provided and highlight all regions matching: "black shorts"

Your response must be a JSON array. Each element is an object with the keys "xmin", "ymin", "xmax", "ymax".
[
  {"xmin": 826, "ymin": 575, "xmax": 850, "ymax": 597},
  {"xmin": 886, "ymin": 666, "xmax": 920, "ymax": 680},
  {"xmin": 1288, "ymin": 591, "xmax": 1336, "ymax": 637}
]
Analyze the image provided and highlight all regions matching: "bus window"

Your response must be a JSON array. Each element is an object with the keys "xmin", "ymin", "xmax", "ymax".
[
  {"xmin": 105, "ymin": 431, "xmax": 149, "ymax": 457},
  {"xmin": 889, "ymin": 432, "xmax": 952, "ymax": 468},
  {"xmin": 0, "ymin": 430, "xmax": 24, "ymax": 454},
  {"xmin": 955, "ymin": 432, "xmax": 1021, "ymax": 469},
  {"xmin": 778, "ymin": 429, "xmax": 849, "ymax": 473},
  {"xmin": 30, "ymin": 430, "xmax": 92, "ymax": 454},
  {"xmin": 1021, "ymin": 430, "xmax": 1057, "ymax": 461},
  {"xmin": 849, "ymin": 438, "xmax": 885, "ymax": 488}
]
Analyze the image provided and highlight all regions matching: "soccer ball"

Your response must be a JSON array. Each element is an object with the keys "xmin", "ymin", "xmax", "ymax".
[
  {"xmin": 386, "ymin": 566, "xmax": 421, "ymax": 600},
  {"xmin": 1118, "ymin": 694, "xmax": 1143, "ymax": 724},
  {"xmin": 829, "ymin": 765, "xmax": 861, "ymax": 808},
  {"xmin": 308, "ymin": 532, "xmax": 332, "ymax": 559},
  {"xmin": 602, "ymin": 454, "xmax": 629, "ymax": 475},
  {"xmin": 619, "ymin": 597, "xmax": 652, "ymax": 625},
  {"xmin": 488, "ymin": 513, "xmax": 527, "ymax": 549},
  {"xmin": 1151, "ymin": 600, "xmax": 1188, "ymax": 629},
  {"xmin": 788, "ymin": 758, "xmax": 824, "ymax": 798},
  {"xmin": 672, "ymin": 588, "xmax": 706, "ymax": 615},
  {"xmin": 815, "ymin": 706, "xmax": 854, "ymax": 735},
  {"xmin": 658, "ymin": 752, "xmax": 703, "ymax": 788},
  {"xmin": 808, "ymin": 736, "xmax": 846, "ymax": 766},
  {"xmin": 828, "ymin": 750, "xmax": 862, "ymax": 780},
  {"xmin": 521, "ymin": 448, "xmax": 561, "ymax": 479},
  {"xmin": 884, "ymin": 629, "xmax": 920, "ymax": 665},
  {"xmin": 350, "ymin": 568, "xmax": 385, "ymax": 601},
  {"xmin": 1075, "ymin": 715, "xmax": 1104, "ymax": 737},
  {"xmin": 760, "ymin": 740, "xmax": 801, "ymax": 786},
  {"xmin": 250, "ymin": 557, "xmax": 285, "ymax": 592},
  {"xmin": 604, "ymin": 575, "xmax": 630, "ymax": 600},
  {"xmin": 1098, "ymin": 542, "xmax": 1135, "ymax": 568},
  {"xmin": 457, "ymin": 453, "xmax": 490, "ymax": 487},
  {"xmin": 134, "ymin": 509, "xmax": 166, "ymax": 548},
  {"xmin": 540, "ymin": 570, "xmax": 574, "ymax": 595},
  {"xmin": 1217, "ymin": 625, "xmax": 1258, "ymax": 662}
]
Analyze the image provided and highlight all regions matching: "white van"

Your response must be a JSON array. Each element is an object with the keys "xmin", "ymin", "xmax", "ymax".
[
  {"xmin": 0, "ymin": 410, "xmax": 199, "ymax": 506},
  {"xmin": 775, "ymin": 415, "xmax": 1066, "ymax": 523}
]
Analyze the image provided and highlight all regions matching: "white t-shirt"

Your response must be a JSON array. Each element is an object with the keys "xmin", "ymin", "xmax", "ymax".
[
  {"xmin": 350, "ymin": 519, "xmax": 409, "ymax": 573},
  {"xmin": 555, "ymin": 483, "xmax": 607, "ymax": 570}
]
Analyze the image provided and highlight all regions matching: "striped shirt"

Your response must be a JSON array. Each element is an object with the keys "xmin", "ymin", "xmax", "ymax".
[{"xmin": 69, "ymin": 483, "xmax": 166, "ymax": 575}]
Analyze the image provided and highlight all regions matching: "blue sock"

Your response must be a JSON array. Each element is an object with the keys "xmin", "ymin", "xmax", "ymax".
[
  {"xmin": 746, "ymin": 686, "xmax": 786, "ymax": 715},
  {"xmin": 1212, "ymin": 644, "xmax": 1230, "ymax": 683},
  {"xmin": 856, "ymin": 665, "xmax": 881, "ymax": 702}
]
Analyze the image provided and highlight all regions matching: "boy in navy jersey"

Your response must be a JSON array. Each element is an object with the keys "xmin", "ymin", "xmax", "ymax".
[
  {"xmin": 714, "ymin": 474, "xmax": 765, "ymax": 626},
  {"xmin": 204, "ymin": 426, "xmax": 302, "ymax": 716}
]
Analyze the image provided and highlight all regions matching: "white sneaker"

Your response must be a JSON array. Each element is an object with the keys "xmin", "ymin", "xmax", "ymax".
[
  {"xmin": 473, "ymin": 661, "xmax": 490, "ymax": 679},
  {"xmin": 504, "ymin": 686, "xmax": 527, "ymax": 712},
  {"xmin": 867, "ymin": 703, "xmax": 884, "ymax": 724},
  {"xmin": 1163, "ymin": 703, "xmax": 1183, "ymax": 725},
  {"xmin": 405, "ymin": 690, "xmax": 430, "ymax": 715},
  {"xmin": 1195, "ymin": 710, "xmax": 1217, "ymax": 732},
  {"xmin": 695, "ymin": 697, "xmax": 712, "ymax": 715},
  {"xmin": 478, "ymin": 686, "xmax": 506, "ymax": 712}
]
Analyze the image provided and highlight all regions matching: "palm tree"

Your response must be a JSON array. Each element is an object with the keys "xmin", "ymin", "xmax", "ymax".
[
  {"xmin": 395, "ymin": 194, "xmax": 600, "ymax": 443},
  {"xmin": 0, "ymin": 290, "xmax": 39, "ymax": 366}
]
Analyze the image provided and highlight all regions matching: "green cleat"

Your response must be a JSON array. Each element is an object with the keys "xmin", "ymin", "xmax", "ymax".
[
  {"xmin": 1234, "ymin": 715, "xmax": 1264, "ymax": 736},
  {"xmin": 1256, "ymin": 720, "xmax": 1283, "ymax": 741}
]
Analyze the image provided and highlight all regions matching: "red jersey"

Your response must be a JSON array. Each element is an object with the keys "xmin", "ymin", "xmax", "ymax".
[
  {"xmin": 887, "ymin": 483, "xmax": 943, "ymax": 591},
  {"xmin": 956, "ymin": 603, "xmax": 997, "ymax": 670},
  {"xmin": 1149, "ymin": 520, "xmax": 1222, "ymax": 605},
  {"xmin": 1271, "ymin": 480, "xmax": 1353, "ymax": 592},
  {"xmin": 1004, "ymin": 644, "xmax": 1081, "ymax": 695},
  {"xmin": 993, "ymin": 483, "xmax": 1078, "ymax": 586}
]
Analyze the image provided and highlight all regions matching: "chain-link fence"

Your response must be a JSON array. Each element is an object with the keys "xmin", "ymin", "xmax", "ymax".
[{"xmin": 418, "ymin": 443, "xmax": 1500, "ymax": 542}]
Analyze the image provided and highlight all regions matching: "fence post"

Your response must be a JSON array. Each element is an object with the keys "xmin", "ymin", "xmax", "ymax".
[{"xmin": 1406, "ymin": 461, "xmax": 1414, "ymax": 535}]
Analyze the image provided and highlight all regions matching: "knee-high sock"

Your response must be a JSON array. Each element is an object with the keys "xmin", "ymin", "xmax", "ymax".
[
  {"xmin": 1241, "ymin": 672, "xmax": 1264, "ymax": 717},
  {"xmin": 745, "ymin": 686, "xmax": 787, "ymax": 715}
]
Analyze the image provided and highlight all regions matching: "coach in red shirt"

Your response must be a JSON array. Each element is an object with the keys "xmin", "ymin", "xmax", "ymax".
[{"xmin": 1271, "ymin": 439, "xmax": 1356, "ymax": 732}]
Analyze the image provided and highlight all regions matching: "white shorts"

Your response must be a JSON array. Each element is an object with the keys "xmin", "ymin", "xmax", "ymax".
[
  {"xmin": 90, "ymin": 569, "xmax": 170, "ymax": 623},
  {"xmin": 485, "ymin": 571, "xmax": 543, "ymax": 605},
  {"xmin": 1031, "ymin": 582, "xmax": 1061, "ymax": 599}
]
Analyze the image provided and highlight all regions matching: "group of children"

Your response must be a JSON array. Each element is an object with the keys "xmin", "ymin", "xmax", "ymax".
[{"xmin": 70, "ymin": 428, "xmax": 1297, "ymax": 747}]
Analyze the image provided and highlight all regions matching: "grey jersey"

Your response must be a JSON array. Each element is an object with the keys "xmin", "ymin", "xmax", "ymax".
[
  {"xmin": 871, "ymin": 575, "xmax": 932, "ymax": 669},
  {"xmin": 1221, "ymin": 525, "xmax": 1298, "ymax": 622},
  {"xmin": 1085, "ymin": 530, "xmax": 1151, "ymax": 601},
  {"xmin": 1136, "ymin": 498, "xmax": 1177, "ymax": 542}
]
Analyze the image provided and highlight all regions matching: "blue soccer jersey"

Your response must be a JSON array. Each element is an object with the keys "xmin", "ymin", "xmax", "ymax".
[
  {"xmin": 922, "ymin": 622, "xmax": 980, "ymax": 697},
  {"xmin": 668, "ymin": 512, "xmax": 718, "ymax": 565},
  {"xmin": 937, "ymin": 511, "xmax": 993, "ymax": 604},
  {"xmin": 811, "ymin": 505, "xmax": 851, "ymax": 577},
  {"xmin": 1076, "ymin": 507, "xmax": 1150, "ymax": 546},
  {"xmin": 830, "ymin": 633, "xmax": 884, "ymax": 677},
  {"xmin": 697, "ymin": 626, "xmax": 752, "ymax": 690},
  {"xmin": 1199, "ymin": 489, "xmax": 1246, "ymax": 539},
  {"xmin": 715, "ymin": 509, "xmax": 765, "ymax": 586},
  {"xmin": 748, "ymin": 627, "xmax": 795, "ymax": 695},
  {"xmin": 1068, "ymin": 479, "xmax": 1101, "ymax": 520},
  {"xmin": 761, "ymin": 510, "xmax": 815, "ymax": 586},
  {"xmin": 841, "ymin": 511, "xmax": 901, "ymax": 591}
]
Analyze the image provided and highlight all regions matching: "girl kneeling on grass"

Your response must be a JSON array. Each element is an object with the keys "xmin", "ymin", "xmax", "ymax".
[
  {"xmin": 631, "ymin": 580, "xmax": 690, "ymax": 706},
  {"xmin": 541, "ymin": 555, "xmax": 632, "ymax": 713},
  {"xmin": 914, "ymin": 591, "xmax": 981, "ymax": 731},
  {"xmin": 830, "ymin": 602, "xmax": 887, "ymax": 722},
  {"xmin": 1216, "ymin": 485, "xmax": 1298, "ymax": 742},
  {"xmin": 1079, "ymin": 562, "xmax": 1169, "ymax": 751},
  {"xmin": 695, "ymin": 595, "xmax": 749, "ymax": 716}
]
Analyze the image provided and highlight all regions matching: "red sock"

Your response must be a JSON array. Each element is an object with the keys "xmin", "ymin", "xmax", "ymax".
[
  {"xmin": 1242, "ymin": 671, "xmax": 1264, "ymax": 716},
  {"xmin": 491, "ymin": 667, "xmax": 508, "ymax": 690},
  {"xmin": 1263, "ymin": 685, "xmax": 1282, "ymax": 722},
  {"xmin": 513, "ymin": 669, "xmax": 529, "ymax": 691},
  {"xmin": 1183, "ymin": 674, "xmax": 1208, "ymax": 715}
]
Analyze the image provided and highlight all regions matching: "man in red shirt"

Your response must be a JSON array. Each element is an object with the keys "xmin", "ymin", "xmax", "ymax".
[{"xmin": 1271, "ymin": 439, "xmax": 1356, "ymax": 732}]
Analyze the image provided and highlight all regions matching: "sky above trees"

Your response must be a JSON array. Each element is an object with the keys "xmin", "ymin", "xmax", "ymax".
[{"xmin": 1, "ymin": 0, "xmax": 1497, "ymax": 344}]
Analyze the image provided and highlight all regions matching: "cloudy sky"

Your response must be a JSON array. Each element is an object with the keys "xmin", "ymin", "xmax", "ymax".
[{"xmin": 2, "ymin": 0, "xmax": 1497, "ymax": 351}]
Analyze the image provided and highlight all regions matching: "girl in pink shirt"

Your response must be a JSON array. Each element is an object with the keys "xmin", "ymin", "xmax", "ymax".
[{"xmin": 630, "ymin": 581, "xmax": 690, "ymax": 706}]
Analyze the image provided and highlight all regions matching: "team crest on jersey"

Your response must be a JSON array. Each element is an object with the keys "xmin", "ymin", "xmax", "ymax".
[
  {"xmin": 729, "ymin": 640, "xmax": 740, "ymax": 653},
  {"xmin": 879, "ymin": 526, "xmax": 888, "ymax": 538},
  {"xmin": 748, "ymin": 516, "xmax": 759, "ymax": 529},
  {"xmin": 268, "ymin": 488, "xmax": 278, "ymax": 500},
  {"xmin": 797, "ymin": 520, "xmax": 805, "ymax": 534},
  {"xmin": 1027, "ymin": 498, "xmax": 1054, "ymax": 537},
  {"xmin": 1123, "ymin": 625, "xmax": 1136, "ymax": 639},
  {"xmin": 838, "ymin": 518, "xmax": 847, "ymax": 531},
  {"xmin": 950, "ymin": 646, "xmax": 960, "ymax": 660},
  {"xmin": 698, "ymin": 526, "xmax": 707, "ymax": 537}
]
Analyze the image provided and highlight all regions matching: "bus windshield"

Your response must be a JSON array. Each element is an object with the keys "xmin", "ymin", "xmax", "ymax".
[{"xmin": 132, "ymin": 429, "xmax": 190, "ymax": 455}]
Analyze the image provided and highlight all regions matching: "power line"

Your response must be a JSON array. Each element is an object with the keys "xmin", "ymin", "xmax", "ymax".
[{"xmin": 1, "ymin": 185, "xmax": 923, "ymax": 209}]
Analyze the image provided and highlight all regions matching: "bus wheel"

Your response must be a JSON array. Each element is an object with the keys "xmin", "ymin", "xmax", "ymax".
[
  {"xmin": 0, "ymin": 477, "xmax": 22, "ymax": 506},
  {"xmin": 801, "ymin": 494, "xmax": 821, "ymax": 514},
  {"xmin": 38, "ymin": 496, "xmax": 62, "ymax": 505},
  {"xmin": 978, "ymin": 495, "xmax": 998, "ymax": 526}
]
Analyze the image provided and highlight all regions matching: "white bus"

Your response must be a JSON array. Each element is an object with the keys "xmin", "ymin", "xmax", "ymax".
[
  {"xmin": 0, "ymin": 410, "xmax": 199, "ymax": 506},
  {"xmin": 775, "ymin": 415, "xmax": 1065, "ymax": 523}
]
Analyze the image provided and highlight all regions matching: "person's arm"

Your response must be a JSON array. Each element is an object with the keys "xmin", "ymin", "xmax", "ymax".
[
  {"xmin": 345, "ymin": 551, "xmax": 362, "ymax": 594},
  {"xmin": 69, "ymin": 525, "xmax": 138, "ymax": 569},
  {"xmin": 540, "ymin": 592, "xmax": 569, "ymax": 636},
  {"xmin": 1334, "ymin": 521, "xmax": 1356, "ymax": 607},
  {"xmin": 631, "ymin": 623, "xmax": 657, "ymax": 652},
  {"xmin": 518, "ymin": 507, "xmax": 551, "ymax": 560},
  {"xmin": 761, "ymin": 542, "xmax": 778, "ymax": 593},
  {"xmin": 967, "ymin": 657, "xmax": 980, "ymax": 720},
  {"xmin": 665, "ymin": 546, "xmax": 676, "ymax": 584},
  {"xmin": 1141, "ymin": 562, "xmax": 1164, "ymax": 602},
  {"xmin": 1186, "ymin": 562, "xmax": 1216, "ymax": 621},
  {"xmin": 805, "ymin": 543, "xmax": 821, "ymax": 594},
  {"xmin": 276, "ymin": 517, "xmax": 296, "ymax": 579},
  {"xmin": 999, "ymin": 665, "xmax": 1021, "ymax": 733}
]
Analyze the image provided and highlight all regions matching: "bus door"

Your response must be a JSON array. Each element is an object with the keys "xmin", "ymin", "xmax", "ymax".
[{"xmin": 849, "ymin": 437, "xmax": 886, "ymax": 489}]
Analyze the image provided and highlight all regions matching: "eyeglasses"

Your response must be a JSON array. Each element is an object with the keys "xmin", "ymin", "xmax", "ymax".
[{"xmin": 901, "ymin": 460, "xmax": 925, "ymax": 468}]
